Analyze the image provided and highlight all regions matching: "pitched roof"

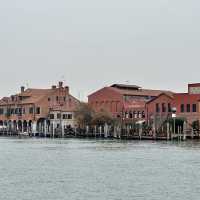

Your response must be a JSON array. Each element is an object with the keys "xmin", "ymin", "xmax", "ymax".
[
  {"xmin": 19, "ymin": 89, "xmax": 53, "ymax": 104},
  {"xmin": 0, "ymin": 88, "xmax": 53, "ymax": 105},
  {"xmin": 110, "ymin": 86, "xmax": 173, "ymax": 97},
  {"xmin": 146, "ymin": 92, "xmax": 175, "ymax": 104},
  {"xmin": 111, "ymin": 84, "xmax": 141, "ymax": 90}
]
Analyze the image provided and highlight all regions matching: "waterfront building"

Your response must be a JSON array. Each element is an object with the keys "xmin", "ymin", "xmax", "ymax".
[
  {"xmin": 0, "ymin": 82, "xmax": 79, "ymax": 135},
  {"xmin": 88, "ymin": 84, "xmax": 172, "ymax": 126},
  {"xmin": 146, "ymin": 83, "xmax": 200, "ymax": 126}
]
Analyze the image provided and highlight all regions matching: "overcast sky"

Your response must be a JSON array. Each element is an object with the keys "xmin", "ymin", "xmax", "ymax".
[{"xmin": 0, "ymin": 0, "xmax": 200, "ymax": 100}]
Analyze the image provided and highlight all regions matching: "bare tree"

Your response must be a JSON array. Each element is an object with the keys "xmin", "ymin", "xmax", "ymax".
[
  {"xmin": 92, "ymin": 109, "xmax": 114, "ymax": 125},
  {"xmin": 74, "ymin": 102, "xmax": 94, "ymax": 128}
]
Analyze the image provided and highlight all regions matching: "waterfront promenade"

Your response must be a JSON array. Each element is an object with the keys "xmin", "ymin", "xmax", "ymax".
[{"xmin": 0, "ymin": 126, "xmax": 199, "ymax": 141}]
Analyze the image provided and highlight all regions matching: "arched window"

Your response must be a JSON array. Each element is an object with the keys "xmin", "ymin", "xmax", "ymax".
[{"xmin": 129, "ymin": 112, "xmax": 133, "ymax": 119}]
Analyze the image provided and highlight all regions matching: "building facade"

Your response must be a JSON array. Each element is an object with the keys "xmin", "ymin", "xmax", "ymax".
[
  {"xmin": 0, "ymin": 82, "xmax": 79, "ymax": 136},
  {"xmin": 146, "ymin": 83, "xmax": 200, "ymax": 126},
  {"xmin": 88, "ymin": 84, "xmax": 173, "ymax": 125}
]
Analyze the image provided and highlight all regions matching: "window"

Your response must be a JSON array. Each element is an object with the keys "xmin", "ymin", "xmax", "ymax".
[
  {"xmin": 68, "ymin": 114, "xmax": 72, "ymax": 119},
  {"xmin": 48, "ymin": 97, "xmax": 51, "ymax": 102},
  {"xmin": 18, "ymin": 108, "xmax": 22, "ymax": 115},
  {"xmin": 11, "ymin": 108, "xmax": 14, "ymax": 115},
  {"xmin": 186, "ymin": 104, "xmax": 190, "ymax": 112},
  {"xmin": 168, "ymin": 103, "xmax": 171, "ymax": 112},
  {"xmin": 129, "ymin": 112, "xmax": 133, "ymax": 119},
  {"xmin": 50, "ymin": 114, "xmax": 54, "ymax": 119},
  {"xmin": 29, "ymin": 107, "xmax": 34, "ymax": 114},
  {"xmin": 0, "ymin": 108, "xmax": 4, "ymax": 115},
  {"xmin": 23, "ymin": 108, "xmax": 26, "ymax": 114},
  {"xmin": 162, "ymin": 103, "xmax": 166, "ymax": 112},
  {"xmin": 181, "ymin": 104, "xmax": 184, "ymax": 113},
  {"xmin": 57, "ymin": 113, "xmax": 61, "ymax": 119},
  {"xmin": 6, "ymin": 108, "xmax": 11, "ymax": 116},
  {"xmin": 156, "ymin": 103, "xmax": 160, "ymax": 113},
  {"xmin": 63, "ymin": 97, "xmax": 66, "ymax": 101},
  {"xmin": 56, "ymin": 96, "xmax": 59, "ymax": 101},
  {"xmin": 63, "ymin": 114, "xmax": 67, "ymax": 119},
  {"xmin": 192, "ymin": 104, "xmax": 197, "ymax": 112},
  {"xmin": 36, "ymin": 107, "xmax": 40, "ymax": 114}
]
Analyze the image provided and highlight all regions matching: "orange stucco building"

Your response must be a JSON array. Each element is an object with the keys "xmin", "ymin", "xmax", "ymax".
[{"xmin": 0, "ymin": 82, "xmax": 79, "ymax": 136}]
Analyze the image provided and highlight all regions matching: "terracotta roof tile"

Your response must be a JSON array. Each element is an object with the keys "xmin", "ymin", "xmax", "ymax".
[{"xmin": 109, "ymin": 87, "xmax": 173, "ymax": 97}]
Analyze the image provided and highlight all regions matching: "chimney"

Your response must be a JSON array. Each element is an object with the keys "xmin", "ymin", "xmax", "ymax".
[
  {"xmin": 59, "ymin": 81, "xmax": 63, "ymax": 88},
  {"xmin": 65, "ymin": 86, "xmax": 69, "ymax": 94},
  {"xmin": 52, "ymin": 85, "xmax": 56, "ymax": 89},
  {"xmin": 21, "ymin": 86, "xmax": 25, "ymax": 93}
]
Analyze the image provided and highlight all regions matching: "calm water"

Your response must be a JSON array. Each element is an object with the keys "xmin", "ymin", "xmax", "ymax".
[{"xmin": 0, "ymin": 137, "xmax": 200, "ymax": 200}]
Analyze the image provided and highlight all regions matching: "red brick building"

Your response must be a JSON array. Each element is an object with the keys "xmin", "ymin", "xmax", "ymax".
[
  {"xmin": 0, "ymin": 82, "xmax": 79, "ymax": 136},
  {"xmin": 146, "ymin": 83, "xmax": 200, "ymax": 126},
  {"xmin": 88, "ymin": 84, "xmax": 172, "ymax": 124}
]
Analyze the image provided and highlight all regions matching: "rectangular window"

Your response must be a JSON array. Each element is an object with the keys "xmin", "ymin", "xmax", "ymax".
[
  {"xmin": 0, "ymin": 108, "xmax": 4, "ymax": 115},
  {"xmin": 156, "ymin": 103, "xmax": 160, "ymax": 113},
  {"xmin": 168, "ymin": 103, "xmax": 171, "ymax": 112},
  {"xmin": 36, "ymin": 107, "xmax": 40, "ymax": 114},
  {"xmin": 18, "ymin": 108, "xmax": 22, "ymax": 115},
  {"xmin": 181, "ymin": 104, "xmax": 184, "ymax": 113},
  {"xmin": 6, "ymin": 108, "xmax": 11, "ymax": 116},
  {"xmin": 192, "ymin": 104, "xmax": 197, "ymax": 112},
  {"xmin": 11, "ymin": 108, "xmax": 14, "ymax": 115},
  {"xmin": 63, "ymin": 114, "xmax": 67, "ymax": 119},
  {"xmin": 129, "ymin": 112, "xmax": 133, "ymax": 119},
  {"xmin": 50, "ymin": 114, "xmax": 54, "ymax": 119},
  {"xmin": 186, "ymin": 104, "xmax": 190, "ymax": 112},
  {"xmin": 162, "ymin": 103, "xmax": 166, "ymax": 112},
  {"xmin": 68, "ymin": 114, "xmax": 72, "ymax": 119},
  {"xmin": 29, "ymin": 107, "xmax": 34, "ymax": 114}
]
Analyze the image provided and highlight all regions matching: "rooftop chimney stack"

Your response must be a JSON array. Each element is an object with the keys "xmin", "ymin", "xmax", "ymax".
[
  {"xmin": 21, "ymin": 86, "xmax": 25, "ymax": 93},
  {"xmin": 59, "ymin": 81, "xmax": 63, "ymax": 88},
  {"xmin": 65, "ymin": 86, "xmax": 69, "ymax": 94}
]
